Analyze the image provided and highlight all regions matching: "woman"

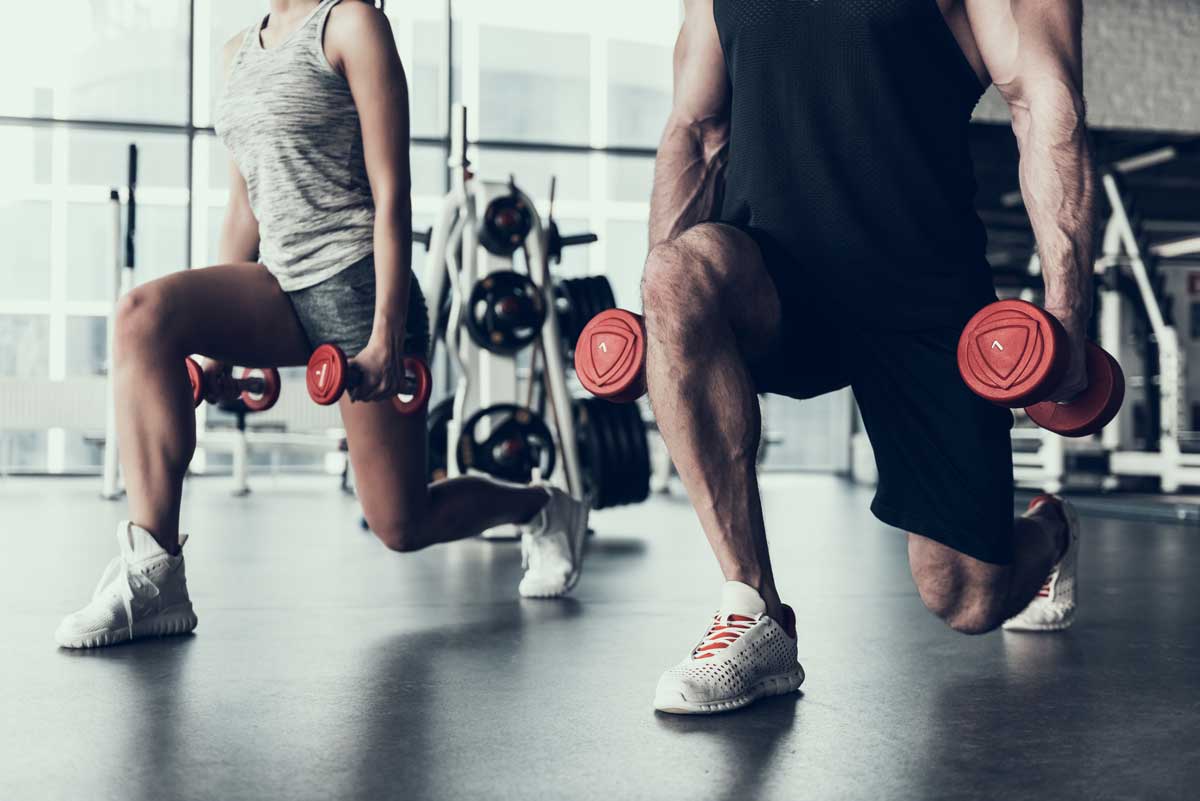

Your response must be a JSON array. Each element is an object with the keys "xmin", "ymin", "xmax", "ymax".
[{"xmin": 56, "ymin": 0, "xmax": 588, "ymax": 649}]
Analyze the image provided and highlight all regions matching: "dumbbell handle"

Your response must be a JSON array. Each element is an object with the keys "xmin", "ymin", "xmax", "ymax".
[
  {"xmin": 307, "ymin": 343, "xmax": 431, "ymax": 414},
  {"xmin": 236, "ymin": 375, "xmax": 267, "ymax": 394},
  {"xmin": 336, "ymin": 362, "xmax": 424, "ymax": 396}
]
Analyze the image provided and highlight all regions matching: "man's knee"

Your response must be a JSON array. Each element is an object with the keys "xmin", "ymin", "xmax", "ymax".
[
  {"xmin": 919, "ymin": 587, "xmax": 1006, "ymax": 635},
  {"xmin": 909, "ymin": 534, "xmax": 1008, "ymax": 636},
  {"xmin": 641, "ymin": 224, "xmax": 750, "ymax": 345}
]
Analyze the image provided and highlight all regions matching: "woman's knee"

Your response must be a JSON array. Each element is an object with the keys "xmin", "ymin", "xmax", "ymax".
[
  {"xmin": 114, "ymin": 285, "xmax": 174, "ymax": 355},
  {"xmin": 370, "ymin": 515, "xmax": 431, "ymax": 553}
]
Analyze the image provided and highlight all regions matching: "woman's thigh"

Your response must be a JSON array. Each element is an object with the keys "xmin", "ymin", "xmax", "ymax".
[{"xmin": 129, "ymin": 262, "xmax": 312, "ymax": 367}]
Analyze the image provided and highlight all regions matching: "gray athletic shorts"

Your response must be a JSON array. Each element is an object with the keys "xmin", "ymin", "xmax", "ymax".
[{"xmin": 285, "ymin": 254, "xmax": 431, "ymax": 358}]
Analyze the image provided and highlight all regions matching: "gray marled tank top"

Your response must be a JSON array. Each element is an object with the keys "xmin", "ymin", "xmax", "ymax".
[{"xmin": 214, "ymin": 0, "xmax": 374, "ymax": 291}]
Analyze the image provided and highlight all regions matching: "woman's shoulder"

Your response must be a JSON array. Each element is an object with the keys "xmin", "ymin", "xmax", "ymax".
[
  {"xmin": 221, "ymin": 27, "xmax": 254, "ymax": 77},
  {"xmin": 322, "ymin": 1, "xmax": 397, "ymax": 73}
]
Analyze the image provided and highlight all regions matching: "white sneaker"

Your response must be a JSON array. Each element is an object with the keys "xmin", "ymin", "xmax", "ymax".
[
  {"xmin": 518, "ymin": 486, "xmax": 589, "ymax": 598},
  {"xmin": 1003, "ymin": 495, "xmax": 1080, "ymax": 632},
  {"xmin": 654, "ymin": 581, "xmax": 804, "ymax": 714},
  {"xmin": 56, "ymin": 521, "xmax": 198, "ymax": 649}
]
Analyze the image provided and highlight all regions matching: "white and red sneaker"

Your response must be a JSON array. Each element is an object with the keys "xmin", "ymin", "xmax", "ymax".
[
  {"xmin": 654, "ymin": 581, "xmax": 804, "ymax": 714},
  {"xmin": 1003, "ymin": 494, "xmax": 1080, "ymax": 632}
]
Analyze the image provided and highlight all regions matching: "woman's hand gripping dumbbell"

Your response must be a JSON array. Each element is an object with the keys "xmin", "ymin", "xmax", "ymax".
[
  {"xmin": 957, "ymin": 299, "xmax": 1125, "ymax": 437},
  {"xmin": 184, "ymin": 357, "xmax": 282, "ymax": 412},
  {"xmin": 305, "ymin": 343, "xmax": 432, "ymax": 414}
]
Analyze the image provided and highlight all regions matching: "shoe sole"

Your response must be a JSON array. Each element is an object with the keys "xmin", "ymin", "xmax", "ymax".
[
  {"xmin": 518, "ymin": 497, "xmax": 590, "ymax": 599},
  {"xmin": 654, "ymin": 666, "xmax": 805, "ymax": 715},
  {"xmin": 57, "ymin": 603, "xmax": 198, "ymax": 649},
  {"xmin": 1002, "ymin": 615, "xmax": 1075, "ymax": 632}
]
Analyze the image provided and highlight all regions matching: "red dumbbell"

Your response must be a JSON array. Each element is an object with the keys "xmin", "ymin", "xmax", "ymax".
[
  {"xmin": 184, "ymin": 357, "xmax": 281, "ymax": 412},
  {"xmin": 957, "ymin": 299, "xmax": 1125, "ymax": 437},
  {"xmin": 574, "ymin": 308, "xmax": 647, "ymax": 403},
  {"xmin": 305, "ymin": 343, "xmax": 432, "ymax": 415}
]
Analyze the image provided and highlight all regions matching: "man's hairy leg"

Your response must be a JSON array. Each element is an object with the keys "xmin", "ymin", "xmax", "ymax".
[{"xmin": 641, "ymin": 223, "xmax": 786, "ymax": 619}]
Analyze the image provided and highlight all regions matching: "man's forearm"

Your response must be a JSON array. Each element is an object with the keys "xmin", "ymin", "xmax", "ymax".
[
  {"xmin": 648, "ymin": 116, "xmax": 728, "ymax": 249},
  {"xmin": 1012, "ymin": 85, "xmax": 1096, "ymax": 320}
]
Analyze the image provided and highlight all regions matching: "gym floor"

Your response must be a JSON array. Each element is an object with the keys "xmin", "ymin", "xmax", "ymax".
[{"xmin": 2, "ymin": 474, "xmax": 1196, "ymax": 801}]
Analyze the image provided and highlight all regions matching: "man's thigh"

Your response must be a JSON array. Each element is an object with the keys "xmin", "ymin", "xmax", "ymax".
[{"xmin": 850, "ymin": 325, "xmax": 1016, "ymax": 565}]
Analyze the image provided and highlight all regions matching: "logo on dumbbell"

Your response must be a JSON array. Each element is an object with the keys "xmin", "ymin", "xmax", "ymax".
[{"xmin": 992, "ymin": 340, "xmax": 1004, "ymax": 351}]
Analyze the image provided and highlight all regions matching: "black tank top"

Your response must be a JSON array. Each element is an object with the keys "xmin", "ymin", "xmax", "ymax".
[{"xmin": 714, "ymin": 0, "xmax": 994, "ymax": 329}]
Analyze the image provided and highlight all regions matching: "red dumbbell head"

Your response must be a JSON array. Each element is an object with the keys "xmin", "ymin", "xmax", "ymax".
[
  {"xmin": 1025, "ymin": 342, "xmax": 1126, "ymax": 437},
  {"xmin": 239, "ymin": 367, "xmax": 281, "ymax": 413},
  {"xmin": 307, "ymin": 343, "xmax": 349, "ymax": 406},
  {"xmin": 574, "ymin": 309, "xmax": 647, "ymax": 403},
  {"xmin": 957, "ymin": 299, "xmax": 1069, "ymax": 408},
  {"xmin": 391, "ymin": 357, "xmax": 432, "ymax": 415}
]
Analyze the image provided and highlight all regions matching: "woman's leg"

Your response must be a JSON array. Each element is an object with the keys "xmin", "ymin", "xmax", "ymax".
[
  {"xmin": 339, "ymin": 398, "xmax": 549, "ymax": 552},
  {"xmin": 114, "ymin": 263, "xmax": 312, "ymax": 552}
]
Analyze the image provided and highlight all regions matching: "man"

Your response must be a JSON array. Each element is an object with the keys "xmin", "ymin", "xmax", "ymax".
[{"xmin": 646, "ymin": 0, "xmax": 1094, "ymax": 714}]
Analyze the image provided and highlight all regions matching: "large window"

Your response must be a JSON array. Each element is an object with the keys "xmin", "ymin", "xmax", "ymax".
[{"xmin": 3, "ymin": 1, "xmax": 845, "ymax": 474}]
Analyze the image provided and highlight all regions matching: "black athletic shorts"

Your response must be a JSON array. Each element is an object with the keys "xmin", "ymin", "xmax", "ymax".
[{"xmin": 741, "ymin": 229, "xmax": 1016, "ymax": 565}]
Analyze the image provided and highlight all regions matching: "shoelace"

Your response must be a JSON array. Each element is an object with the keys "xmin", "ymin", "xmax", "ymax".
[
  {"xmin": 1037, "ymin": 568, "xmax": 1057, "ymax": 599},
  {"xmin": 94, "ymin": 556, "xmax": 161, "ymax": 640},
  {"xmin": 692, "ymin": 613, "xmax": 758, "ymax": 660}
]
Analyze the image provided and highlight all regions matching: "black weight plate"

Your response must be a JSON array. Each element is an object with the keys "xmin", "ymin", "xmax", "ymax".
[
  {"xmin": 427, "ymin": 397, "xmax": 453, "ymax": 482},
  {"xmin": 456, "ymin": 403, "xmax": 556, "ymax": 484},
  {"xmin": 575, "ymin": 399, "xmax": 604, "ymax": 508},
  {"xmin": 604, "ymin": 401, "xmax": 637, "ymax": 504},
  {"xmin": 465, "ymin": 271, "xmax": 546, "ymax": 355},
  {"xmin": 596, "ymin": 275, "xmax": 616, "ymax": 311},
  {"xmin": 594, "ymin": 401, "xmax": 626, "ymax": 509},
  {"xmin": 587, "ymin": 275, "xmax": 616, "ymax": 316},
  {"xmin": 478, "ymin": 194, "xmax": 533, "ymax": 256},
  {"xmin": 556, "ymin": 281, "xmax": 582, "ymax": 353},
  {"xmin": 618, "ymin": 402, "xmax": 651, "ymax": 505}
]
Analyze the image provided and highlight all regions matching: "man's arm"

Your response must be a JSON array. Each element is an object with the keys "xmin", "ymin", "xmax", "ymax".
[
  {"xmin": 967, "ymin": 0, "xmax": 1095, "ymax": 398},
  {"xmin": 649, "ymin": 0, "xmax": 731, "ymax": 250}
]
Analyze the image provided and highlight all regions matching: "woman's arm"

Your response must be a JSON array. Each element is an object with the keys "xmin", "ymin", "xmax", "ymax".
[
  {"xmin": 217, "ymin": 31, "xmax": 261, "ymax": 264},
  {"xmin": 325, "ymin": 3, "xmax": 414, "ymax": 400}
]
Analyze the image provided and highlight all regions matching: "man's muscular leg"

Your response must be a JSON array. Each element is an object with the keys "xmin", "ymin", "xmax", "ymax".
[
  {"xmin": 641, "ymin": 223, "xmax": 786, "ymax": 621},
  {"xmin": 909, "ymin": 504, "xmax": 1068, "ymax": 635}
]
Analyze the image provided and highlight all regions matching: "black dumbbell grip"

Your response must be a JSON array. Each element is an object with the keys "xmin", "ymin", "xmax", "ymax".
[
  {"xmin": 237, "ymin": 376, "xmax": 267, "ymax": 395},
  {"xmin": 342, "ymin": 362, "xmax": 422, "ymax": 395}
]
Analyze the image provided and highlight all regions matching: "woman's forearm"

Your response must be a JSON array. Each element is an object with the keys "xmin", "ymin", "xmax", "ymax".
[
  {"xmin": 217, "ymin": 203, "xmax": 260, "ymax": 264},
  {"xmin": 371, "ymin": 197, "xmax": 414, "ymax": 341}
]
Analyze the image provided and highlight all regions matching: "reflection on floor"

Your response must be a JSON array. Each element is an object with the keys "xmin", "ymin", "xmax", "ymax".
[{"xmin": 1, "ymin": 474, "xmax": 1196, "ymax": 801}]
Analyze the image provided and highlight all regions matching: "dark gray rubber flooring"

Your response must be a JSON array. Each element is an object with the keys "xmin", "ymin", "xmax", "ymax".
[{"xmin": 1, "ymin": 474, "xmax": 1197, "ymax": 801}]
